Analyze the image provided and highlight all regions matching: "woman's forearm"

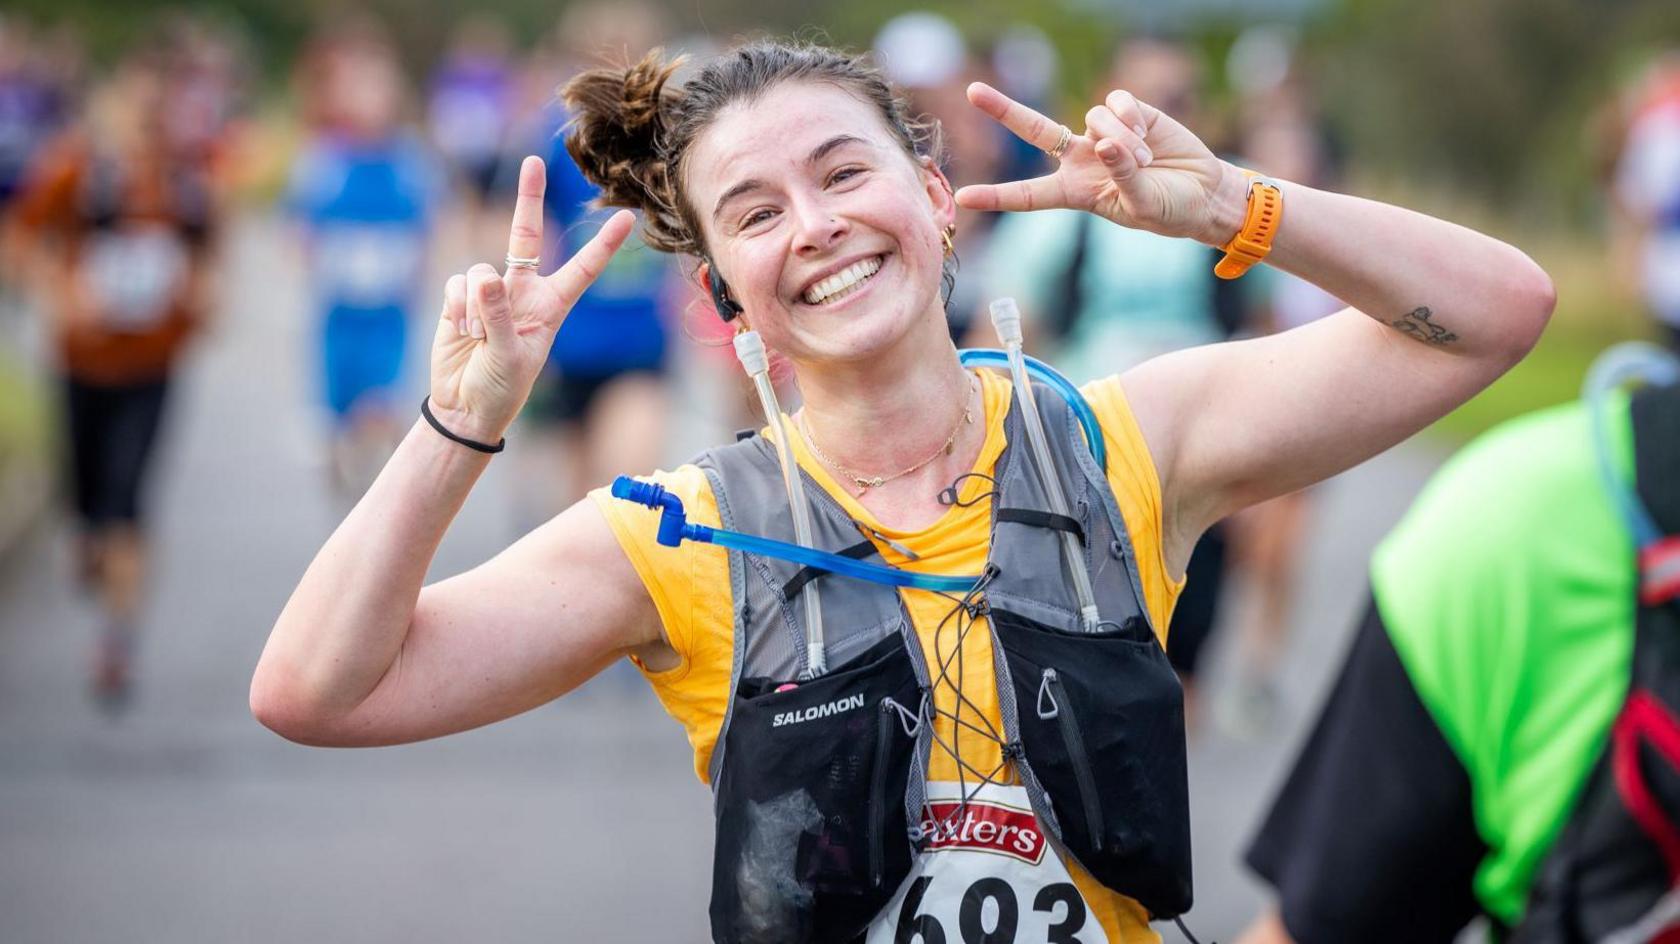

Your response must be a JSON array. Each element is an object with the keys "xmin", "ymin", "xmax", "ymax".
[
  {"xmin": 1201, "ymin": 164, "xmax": 1555, "ymax": 359},
  {"xmin": 252, "ymin": 419, "xmax": 491, "ymax": 725}
]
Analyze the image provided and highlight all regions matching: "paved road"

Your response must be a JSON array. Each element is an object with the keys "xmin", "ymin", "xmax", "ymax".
[{"xmin": 0, "ymin": 213, "xmax": 1440, "ymax": 943}]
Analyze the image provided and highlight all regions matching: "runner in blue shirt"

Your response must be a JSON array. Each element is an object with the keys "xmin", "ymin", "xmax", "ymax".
[
  {"xmin": 287, "ymin": 39, "xmax": 442, "ymax": 498},
  {"xmin": 512, "ymin": 100, "xmax": 672, "ymax": 519}
]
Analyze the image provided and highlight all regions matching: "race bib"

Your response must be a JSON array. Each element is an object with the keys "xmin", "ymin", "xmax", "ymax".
[
  {"xmin": 77, "ymin": 225, "xmax": 189, "ymax": 333},
  {"xmin": 867, "ymin": 783, "xmax": 1108, "ymax": 944},
  {"xmin": 314, "ymin": 224, "xmax": 424, "ymax": 309}
]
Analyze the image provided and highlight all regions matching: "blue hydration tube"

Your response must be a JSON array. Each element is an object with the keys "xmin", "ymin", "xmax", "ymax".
[
  {"xmin": 1584, "ymin": 341, "xmax": 1680, "ymax": 549},
  {"xmin": 610, "ymin": 476, "xmax": 981, "ymax": 593},
  {"xmin": 959, "ymin": 348, "xmax": 1106, "ymax": 473},
  {"xmin": 608, "ymin": 343, "xmax": 1107, "ymax": 597}
]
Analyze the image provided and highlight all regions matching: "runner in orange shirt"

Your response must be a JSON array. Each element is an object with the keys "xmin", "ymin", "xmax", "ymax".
[{"xmin": 13, "ymin": 50, "xmax": 218, "ymax": 708}]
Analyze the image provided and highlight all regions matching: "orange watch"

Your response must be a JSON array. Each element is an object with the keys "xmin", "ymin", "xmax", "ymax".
[{"xmin": 1214, "ymin": 174, "xmax": 1283, "ymax": 280}]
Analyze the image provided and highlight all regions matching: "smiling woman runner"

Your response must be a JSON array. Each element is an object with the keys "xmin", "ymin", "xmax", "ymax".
[{"xmin": 251, "ymin": 40, "xmax": 1556, "ymax": 944}]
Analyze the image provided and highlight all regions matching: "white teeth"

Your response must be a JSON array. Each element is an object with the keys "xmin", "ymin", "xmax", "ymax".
[{"xmin": 803, "ymin": 256, "xmax": 883, "ymax": 305}]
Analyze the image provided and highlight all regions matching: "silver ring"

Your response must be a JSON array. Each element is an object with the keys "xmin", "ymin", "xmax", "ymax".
[
  {"xmin": 1045, "ymin": 125, "xmax": 1072, "ymax": 160},
  {"xmin": 505, "ymin": 254, "xmax": 541, "ymax": 270}
]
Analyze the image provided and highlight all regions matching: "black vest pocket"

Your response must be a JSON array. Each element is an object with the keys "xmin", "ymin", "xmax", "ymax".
[
  {"xmin": 992, "ymin": 607, "xmax": 1193, "ymax": 918},
  {"xmin": 710, "ymin": 632, "xmax": 923, "ymax": 944}
]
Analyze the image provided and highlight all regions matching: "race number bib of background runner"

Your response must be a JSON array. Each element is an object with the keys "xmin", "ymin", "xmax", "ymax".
[
  {"xmin": 313, "ymin": 224, "xmax": 424, "ymax": 309},
  {"xmin": 867, "ymin": 783, "xmax": 1108, "ymax": 944},
  {"xmin": 77, "ymin": 225, "xmax": 189, "ymax": 334}
]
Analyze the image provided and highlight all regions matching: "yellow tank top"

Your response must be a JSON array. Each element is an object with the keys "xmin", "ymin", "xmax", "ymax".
[{"xmin": 589, "ymin": 369, "xmax": 1183, "ymax": 942}]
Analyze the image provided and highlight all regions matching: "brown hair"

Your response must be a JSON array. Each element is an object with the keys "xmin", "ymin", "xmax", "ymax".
[{"xmin": 562, "ymin": 40, "xmax": 944, "ymax": 260}]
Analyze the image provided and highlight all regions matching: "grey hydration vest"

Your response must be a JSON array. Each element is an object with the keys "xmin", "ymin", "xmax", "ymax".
[{"xmin": 695, "ymin": 377, "xmax": 1192, "ymax": 944}]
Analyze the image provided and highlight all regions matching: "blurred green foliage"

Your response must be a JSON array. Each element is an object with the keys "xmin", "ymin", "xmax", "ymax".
[{"xmin": 1311, "ymin": 0, "xmax": 1680, "ymax": 223}]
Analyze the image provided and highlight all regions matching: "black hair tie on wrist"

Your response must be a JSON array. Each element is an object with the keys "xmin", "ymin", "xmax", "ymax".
[{"xmin": 420, "ymin": 397, "xmax": 505, "ymax": 454}]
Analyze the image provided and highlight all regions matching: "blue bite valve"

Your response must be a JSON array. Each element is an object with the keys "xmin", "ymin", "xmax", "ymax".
[
  {"xmin": 610, "ymin": 474, "xmax": 664, "ymax": 507},
  {"xmin": 611, "ymin": 475, "xmax": 696, "ymax": 547}
]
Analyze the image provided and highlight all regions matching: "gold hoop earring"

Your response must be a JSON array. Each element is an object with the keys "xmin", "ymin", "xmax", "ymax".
[{"xmin": 941, "ymin": 226, "xmax": 956, "ymax": 257}]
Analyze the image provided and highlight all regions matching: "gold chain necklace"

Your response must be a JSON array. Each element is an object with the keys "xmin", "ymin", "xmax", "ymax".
[{"xmin": 799, "ymin": 375, "xmax": 977, "ymax": 496}]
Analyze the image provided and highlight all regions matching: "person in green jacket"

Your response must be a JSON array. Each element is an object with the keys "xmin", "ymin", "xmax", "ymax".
[{"xmin": 1239, "ymin": 345, "xmax": 1680, "ymax": 943}]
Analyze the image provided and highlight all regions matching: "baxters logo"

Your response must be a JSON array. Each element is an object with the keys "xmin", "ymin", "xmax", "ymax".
[{"xmin": 917, "ymin": 800, "xmax": 1047, "ymax": 865}]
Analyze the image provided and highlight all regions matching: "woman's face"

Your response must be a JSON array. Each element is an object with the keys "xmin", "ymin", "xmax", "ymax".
[{"xmin": 684, "ymin": 81, "xmax": 956, "ymax": 365}]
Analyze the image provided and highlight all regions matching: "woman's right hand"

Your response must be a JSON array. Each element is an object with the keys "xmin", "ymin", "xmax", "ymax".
[
  {"xmin": 956, "ymin": 83, "xmax": 1238, "ymax": 246},
  {"xmin": 429, "ymin": 156, "xmax": 633, "ymax": 442}
]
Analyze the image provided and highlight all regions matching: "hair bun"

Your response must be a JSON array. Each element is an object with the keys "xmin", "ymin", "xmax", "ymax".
[
  {"xmin": 563, "ymin": 49, "xmax": 693, "ymax": 254},
  {"xmin": 616, "ymin": 53, "xmax": 671, "ymax": 139}
]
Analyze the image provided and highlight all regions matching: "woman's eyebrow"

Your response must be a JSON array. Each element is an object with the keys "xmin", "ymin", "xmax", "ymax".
[
  {"xmin": 711, "ymin": 135, "xmax": 873, "ymax": 221},
  {"xmin": 807, "ymin": 133, "xmax": 868, "ymax": 165}
]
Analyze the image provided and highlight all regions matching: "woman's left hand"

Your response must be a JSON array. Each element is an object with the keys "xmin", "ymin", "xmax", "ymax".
[{"xmin": 956, "ymin": 82, "xmax": 1238, "ymax": 245}]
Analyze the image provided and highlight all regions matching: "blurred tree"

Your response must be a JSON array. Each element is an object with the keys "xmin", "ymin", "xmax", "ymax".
[{"xmin": 1310, "ymin": 0, "xmax": 1680, "ymax": 218}]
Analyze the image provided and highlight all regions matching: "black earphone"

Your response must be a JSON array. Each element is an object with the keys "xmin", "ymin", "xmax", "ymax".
[{"xmin": 706, "ymin": 264, "xmax": 744, "ymax": 322}]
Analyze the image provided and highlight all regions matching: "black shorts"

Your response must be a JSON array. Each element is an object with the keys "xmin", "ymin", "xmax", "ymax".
[
  {"xmin": 62, "ymin": 376, "xmax": 171, "ymax": 529},
  {"xmin": 524, "ymin": 368, "xmax": 664, "ymax": 426},
  {"xmin": 1165, "ymin": 521, "xmax": 1228, "ymax": 677},
  {"xmin": 462, "ymin": 156, "xmax": 509, "ymax": 202}
]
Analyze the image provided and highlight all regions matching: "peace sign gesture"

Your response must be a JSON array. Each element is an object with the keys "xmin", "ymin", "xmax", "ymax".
[
  {"xmin": 429, "ymin": 156, "xmax": 633, "ymax": 443},
  {"xmin": 955, "ymin": 82, "xmax": 1237, "ymax": 245}
]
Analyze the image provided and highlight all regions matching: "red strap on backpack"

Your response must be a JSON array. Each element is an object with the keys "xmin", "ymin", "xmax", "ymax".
[
  {"xmin": 1642, "ymin": 536, "xmax": 1680, "ymax": 606},
  {"xmin": 1615, "ymin": 691, "xmax": 1680, "ymax": 882}
]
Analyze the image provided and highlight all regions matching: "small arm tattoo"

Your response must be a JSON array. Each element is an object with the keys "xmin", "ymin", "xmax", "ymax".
[{"xmin": 1390, "ymin": 306, "xmax": 1459, "ymax": 346}]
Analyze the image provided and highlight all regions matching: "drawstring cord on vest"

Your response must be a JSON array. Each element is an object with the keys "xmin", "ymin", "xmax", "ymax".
[
  {"xmin": 882, "ymin": 692, "xmax": 926, "ymax": 738},
  {"xmin": 921, "ymin": 568, "xmax": 1020, "ymax": 830},
  {"xmin": 937, "ymin": 471, "xmax": 999, "ymax": 508}
]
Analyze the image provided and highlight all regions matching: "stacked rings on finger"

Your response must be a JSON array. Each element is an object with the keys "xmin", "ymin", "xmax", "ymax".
[
  {"xmin": 505, "ymin": 255, "xmax": 541, "ymax": 270},
  {"xmin": 1045, "ymin": 125, "xmax": 1073, "ymax": 160}
]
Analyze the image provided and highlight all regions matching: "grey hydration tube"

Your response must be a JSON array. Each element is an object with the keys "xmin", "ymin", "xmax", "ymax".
[
  {"xmin": 734, "ymin": 329, "xmax": 829, "ymax": 677},
  {"xmin": 990, "ymin": 297, "xmax": 1102, "ymax": 632}
]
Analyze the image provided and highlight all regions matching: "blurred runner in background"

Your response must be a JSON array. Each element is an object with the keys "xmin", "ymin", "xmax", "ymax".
[
  {"xmin": 1217, "ymin": 28, "xmax": 1347, "ymax": 737},
  {"xmin": 873, "ymin": 12, "xmax": 1006, "ymax": 343},
  {"xmin": 1611, "ymin": 52, "xmax": 1680, "ymax": 353},
  {"xmin": 0, "ymin": 19, "xmax": 74, "ymax": 214},
  {"xmin": 8, "ymin": 45, "xmax": 220, "ymax": 708},
  {"xmin": 1241, "ymin": 351, "xmax": 1680, "ymax": 944},
  {"xmin": 508, "ymin": 3, "xmax": 675, "ymax": 525},
  {"xmin": 427, "ymin": 16, "xmax": 517, "ymax": 251},
  {"xmin": 160, "ymin": 16, "xmax": 249, "ymax": 184},
  {"xmin": 288, "ymin": 27, "xmax": 442, "ymax": 500},
  {"xmin": 980, "ymin": 35, "xmax": 1262, "ymax": 728},
  {"xmin": 0, "ymin": 18, "xmax": 81, "ymax": 300},
  {"xmin": 988, "ymin": 24, "xmax": 1061, "ymax": 190}
]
